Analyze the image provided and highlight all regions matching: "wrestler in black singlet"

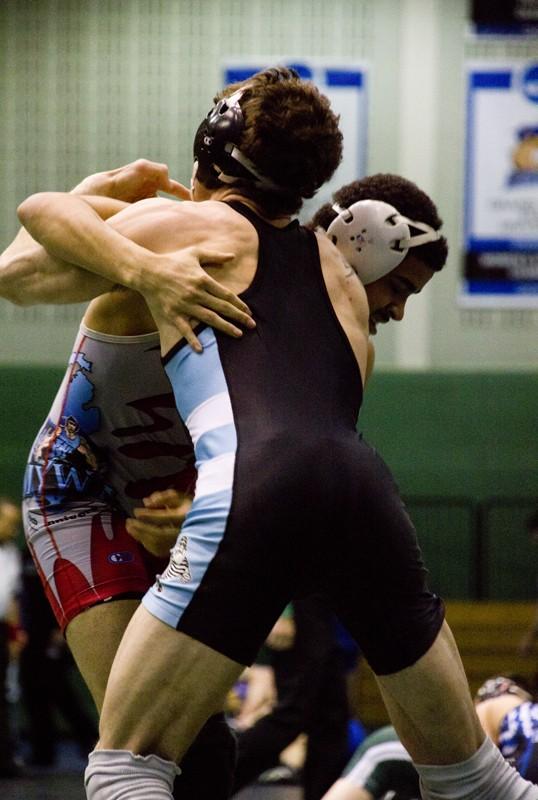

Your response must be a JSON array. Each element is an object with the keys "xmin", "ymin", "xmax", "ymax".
[{"xmin": 144, "ymin": 202, "xmax": 444, "ymax": 674}]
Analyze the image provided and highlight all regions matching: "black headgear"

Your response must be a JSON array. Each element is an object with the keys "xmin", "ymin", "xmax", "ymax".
[{"xmin": 193, "ymin": 89, "xmax": 282, "ymax": 191}]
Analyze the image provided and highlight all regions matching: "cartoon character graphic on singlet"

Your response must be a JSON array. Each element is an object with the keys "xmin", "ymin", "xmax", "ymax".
[
  {"xmin": 24, "ymin": 351, "xmax": 113, "ymax": 507},
  {"xmin": 36, "ymin": 416, "xmax": 97, "ymax": 470}
]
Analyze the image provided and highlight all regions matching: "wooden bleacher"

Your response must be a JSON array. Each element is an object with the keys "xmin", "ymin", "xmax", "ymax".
[{"xmin": 348, "ymin": 601, "xmax": 537, "ymax": 730}]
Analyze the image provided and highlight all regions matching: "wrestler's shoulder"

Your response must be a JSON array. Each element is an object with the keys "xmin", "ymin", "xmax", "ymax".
[{"xmin": 127, "ymin": 197, "xmax": 249, "ymax": 239}]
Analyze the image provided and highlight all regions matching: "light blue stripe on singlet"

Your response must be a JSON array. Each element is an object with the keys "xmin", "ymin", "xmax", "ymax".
[
  {"xmin": 142, "ymin": 488, "xmax": 233, "ymax": 629},
  {"xmin": 194, "ymin": 423, "xmax": 237, "ymax": 465},
  {"xmin": 164, "ymin": 328, "xmax": 227, "ymax": 421}
]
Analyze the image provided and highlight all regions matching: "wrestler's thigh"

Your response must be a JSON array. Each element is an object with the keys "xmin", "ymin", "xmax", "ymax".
[
  {"xmin": 23, "ymin": 499, "xmax": 160, "ymax": 709},
  {"xmin": 324, "ymin": 441, "xmax": 444, "ymax": 676},
  {"xmin": 98, "ymin": 605, "xmax": 244, "ymax": 764},
  {"xmin": 374, "ymin": 620, "xmax": 483, "ymax": 765},
  {"xmin": 66, "ymin": 598, "xmax": 139, "ymax": 711}
]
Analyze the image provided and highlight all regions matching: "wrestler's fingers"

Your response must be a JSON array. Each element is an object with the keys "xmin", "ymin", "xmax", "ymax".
[
  {"xmin": 175, "ymin": 315, "xmax": 203, "ymax": 352},
  {"xmin": 192, "ymin": 248, "xmax": 236, "ymax": 267},
  {"xmin": 166, "ymin": 180, "xmax": 192, "ymax": 200},
  {"xmin": 143, "ymin": 489, "xmax": 186, "ymax": 508},
  {"xmin": 198, "ymin": 291, "xmax": 256, "ymax": 329},
  {"xmin": 189, "ymin": 306, "xmax": 245, "ymax": 338},
  {"xmin": 126, "ymin": 518, "xmax": 180, "ymax": 540},
  {"xmin": 126, "ymin": 520, "xmax": 175, "ymax": 558},
  {"xmin": 133, "ymin": 507, "xmax": 188, "ymax": 526},
  {"xmin": 126, "ymin": 519, "xmax": 160, "ymax": 537},
  {"xmin": 199, "ymin": 273, "xmax": 254, "ymax": 318}
]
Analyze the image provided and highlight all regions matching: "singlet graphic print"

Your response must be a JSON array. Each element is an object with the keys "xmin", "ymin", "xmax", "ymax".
[
  {"xmin": 24, "ymin": 346, "xmax": 110, "ymax": 508},
  {"xmin": 23, "ymin": 330, "xmax": 196, "ymax": 515}
]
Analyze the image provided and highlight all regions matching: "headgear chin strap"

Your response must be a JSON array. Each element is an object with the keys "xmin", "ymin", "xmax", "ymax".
[
  {"xmin": 194, "ymin": 89, "xmax": 281, "ymax": 192},
  {"xmin": 326, "ymin": 199, "xmax": 441, "ymax": 284}
]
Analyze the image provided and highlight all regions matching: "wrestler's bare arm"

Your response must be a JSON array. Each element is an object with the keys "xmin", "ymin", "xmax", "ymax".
[
  {"xmin": 17, "ymin": 192, "xmax": 254, "ymax": 352},
  {"xmin": 0, "ymin": 157, "xmax": 178, "ymax": 305},
  {"xmin": 0, "ymin": 197, "xmax": 126, "ymax": 305}
]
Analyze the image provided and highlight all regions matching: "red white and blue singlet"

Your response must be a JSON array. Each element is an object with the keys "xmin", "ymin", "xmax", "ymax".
[{"xmin": 22, "ymin": 325, "xmax": 195, "ymax": 630}]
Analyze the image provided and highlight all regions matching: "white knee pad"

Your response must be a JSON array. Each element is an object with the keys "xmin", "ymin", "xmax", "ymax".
[
  {"xmin": 85, "ymin": 749, "xmax": 180, "ymax": 800},
  {"xmin": 416, "ymin": 736, "xmax": 538, "ymax": 800}
]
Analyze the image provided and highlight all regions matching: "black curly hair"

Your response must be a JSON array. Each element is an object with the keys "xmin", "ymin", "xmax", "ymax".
[{"xmin": 308, "ymin": 173, "xmax": 448, "ymax": 272}]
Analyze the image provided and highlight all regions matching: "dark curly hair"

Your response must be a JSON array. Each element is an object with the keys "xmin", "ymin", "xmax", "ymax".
[
  {"xmin": 204, "ymin": 67, "xmax": 343, "ymax": 218},
  {"xmin": 308, "ymin": 173, "xmax": 448, "ymax": 272}
]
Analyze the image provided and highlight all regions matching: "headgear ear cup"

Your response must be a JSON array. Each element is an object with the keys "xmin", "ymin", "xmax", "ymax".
[
  {"xmin": 326, "ymin": 199, "xmax": 441, "ymax": 284},
  {"xmin": 205, "ymin": 90, "xmax": 245, "ymax": 145},
  {"xmin": 193, "ymin": 89, "xmax": 281, "ymax": 191}
]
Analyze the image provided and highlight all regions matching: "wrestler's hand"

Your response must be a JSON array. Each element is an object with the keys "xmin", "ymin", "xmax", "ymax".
[
  {"xmin": 71, "ymin": 159, "xmax": 190, "ymax": 203},
  {"xmin": 126, "ymin": 489, "xmax": 192, "ymax": 558},
  {"xmin": 143, "ymin": 246, "xmax": 256, "ymax": 352}
]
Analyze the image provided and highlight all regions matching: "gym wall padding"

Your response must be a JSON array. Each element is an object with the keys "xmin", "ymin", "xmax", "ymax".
[
  {"xmin": 360, "ymin": 370, "xmax": 538, "ymax": 600},
  {"xmin": 360, "ymin": 371, "xmax": 537, "ymax": 500},
  {"xmin": 1, "ymin": 367, "xmax": 536, "ymax": 599}
]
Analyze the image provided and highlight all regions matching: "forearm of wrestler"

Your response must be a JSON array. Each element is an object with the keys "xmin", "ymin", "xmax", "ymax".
[
  {"xmin": 2, "ymin": 158, "xmax": 187, "ymax": 305},
  {"xmin": 0, "ymin": 197, "xmax": 127, "ymax": 305},
  {"xmin": 17, "ymin": 192, "xmax": 253, "ymax": 350}
]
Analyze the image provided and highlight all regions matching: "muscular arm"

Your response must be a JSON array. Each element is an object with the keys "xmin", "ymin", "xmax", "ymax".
[
  {"xmin": 1, "ymin": 159, "xmax": 190, "ymax": 306},
  {"xmin": 17, "ymin": 192, "xmax": 254, "ymax": 352},
  {"xmin": 0, "ymin": 196, "xmax": 127, "ymax": 305}
]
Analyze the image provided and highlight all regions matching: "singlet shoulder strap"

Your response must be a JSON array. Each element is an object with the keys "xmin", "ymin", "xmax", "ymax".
[{"xmin": 224, "ymin": 200, "xmax": 300, "ymax": 236}]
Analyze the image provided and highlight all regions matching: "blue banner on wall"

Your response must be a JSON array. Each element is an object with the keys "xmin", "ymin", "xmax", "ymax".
[
  {"xmin": 222, "ymin": 60, "xmax": 368, "ymax": 222},
  {"xmin": 462, "ymin": 60, "xmax": 538, "ymax": 307}
]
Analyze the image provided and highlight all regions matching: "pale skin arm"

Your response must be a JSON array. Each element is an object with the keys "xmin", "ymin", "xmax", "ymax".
[
  {"xmin": 4, "ymin": 160, "xmax": 253, "ymax": 347},
  {"xmin": 0, "ymin": 198, "xmax": 123, "ymax": 305},
  {"xmin": 17, "ymin": 191, "xmax": 255, "ymax": 351},
  {"xmin": 0, "ymin": 159, "xmax": 186, "ymax": 305}
]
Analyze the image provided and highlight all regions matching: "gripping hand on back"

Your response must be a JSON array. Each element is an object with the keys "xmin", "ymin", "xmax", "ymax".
[{"xmin": 141, "ymin": 245, "xmax": 256, "ymax": 352}]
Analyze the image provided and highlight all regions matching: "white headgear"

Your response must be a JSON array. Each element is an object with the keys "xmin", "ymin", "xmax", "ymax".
[{"xmin": 326, "ymin": 199, "xmax": 441, "ymax": 285}]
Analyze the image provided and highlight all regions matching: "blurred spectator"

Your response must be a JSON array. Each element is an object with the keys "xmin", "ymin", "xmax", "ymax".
[
  {"xmin": 322, "ymin": 724, "xmax": 419, "ymax": 800},
  {"xmin": 519, "ymin": 511, "xmax": 538, "ymax": 657},
  {"xmin": 232, "ymin": 594, "xmax": 357, "ymax": 800},
  {"xmin": 0, "ymin": 497, "xmax": 23, "ymax": 778},
  {"xmin": 322, "ymin": 673, "xmax": 538, "ymax": 800},
  {"xmin": 18, "ymin": 549, "xmax": 98, "ymax": 767}
]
